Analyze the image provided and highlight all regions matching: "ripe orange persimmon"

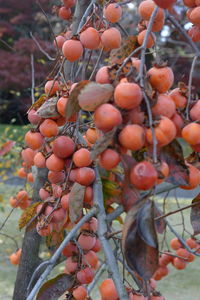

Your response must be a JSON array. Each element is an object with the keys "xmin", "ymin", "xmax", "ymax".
[
  {"xmin": 188, "ymin": 26, "xmax": 200, "ymax": 42},
  {"xmin": 17, "ymin": 167, "xmax": 27, "ymax": 178},
  {"xmin": 190, "ymin": 7, "xmax": 200, "ymax": 26},
  {"xmin": 173, "ymin": 257, "xmax": 187, "ymax": 270},
  {"xmin": 131, "ymin": 57, "xmax": 141, "ymax": 71},
  {"xmin": 28, "ymin": 109, "xmax": 42, "ymax": 125},
  {"xmin": 99, "ymin": 278, "xmax": 118, "ymax": 300},
  {"xmin": 146, "ymin": 116, "xmax": 176, "ymax": 147},
  {"xmin": 76, "ymin": 167, "xmax": 95, "ymax": 186},
  {"xmin": 9, "ymin": 249, "xmax": 22, "ymax": 265},
  {"xmin": 183, "ymin": 0, "xmax": 196, "ymax": 7},
  {"xmin": 44, "ymin": 80, "xmax": 60, "ymax": 96},
  {"xmin": 138, "ymin": 0, "xmax": 164, "ymax": 21},
  {"xmin": 104, "ymin": 3, "xmax": 122, "ymax": 23},
  {"xmin": 46, "ymin": 154, "xmax": 65, "ymax": 172},
  {"xmin": 130, "ymin": 161, "xmax": 158, "ymax": 190},
  {"xmin": 34, "ymin": 152, "xmax": 46, "ymax": 168},
  {"xmin": 180, "ymin": 163, "xmax": 200, "ymax": 190},
  {"xmin": 186, "ymin": 237, "xmax": 198, "ymax": 249},
  {"xmin": 63, "ymin": 0, "xmax": 76, "ymax": 8},
  {"xmin": 48, "ymin": 170, "xmax": 65, "ymax": 184},
  {"xmin": 154, "ymin": 0, "xmax": 176, "ymax": 9},
  {"xmin": 57, "ymin": 97, "xmax": 68, "ymax": 117},
  {"xmin": 25, "ymin": 131, "xmax": 44, "ymax": 150},
  {"xmin": 52, "ymin": 135, "xmax": 75, "ymax": 158},
  {"xmin": 21, "ymin": 148, "xmax": 35, "ymax": 167},
  {"xmin": 54, "ymin": 35, "xmax": 65, "ymax": 49},
  {"xmin": 78, "ymin": 234, "xmax": 96, "ymax": 250},
  {"xmin": 137, "ymin": 30, "xmax": 155, "ymax": 48},
  {"xmin": 114, "ymin": 82, "xmax": 142, "ymax": 110},
  {"xmin": 152, "ymin": 94, "xmax": 176, "ymax": 118},
  {"xmin": 94, "ymin": 103, "xmax": 122, "ymax": 132},
  {"xmin": 62, "ymin": 39, "xmax": 83, "ymax": 62},
  {"xmin": 118, "ymin": 124, "xmax": 145, "ymax": 151},
  {"xmin": 39, "ymin": 119, "xmax": 58, "ymax": 138},
  {"xmin": 80, "ymin": 27, "xmax": 100, "ymax": 49},
  {"xmin": 76, "ymin": 267, "xmax": 94, "ymax": 284},
  {"xmin": 147, "ymin": 18, "xmax": 165, "ymax": 32},
  {"xmin": 156, "ymin": 161, "xmax": 169, "ymax": 184},
  {"xmin": 170, "ymin": 238, "xmax": 182, "ymax": 250},
  {"xmin": 99, "ymin": 149, "xmax": 120, "ymax": 170},
  {"xmin": 182, "ymin": 123, "xmax": 200, "ymax": 145},
  {"xmin": 101, "ymin": 27, "xmax": 121, "ymax": 49},
  {"xmin": 95, "ymin": 66, "xmax": 110, "ymax": 84},
  {"xmin": 190, "ymin": 100, "xmax": 200, "ymax": 120},
  {"xmin": 58, "ymin": 6, "xmax": 71, "ymax": 20},
  {"xmin": 86, "ymin": 128, "xmax": 99, "ymax": 144},
  {"xmin": 169, "ymin": 88, "xmax": 187, "ymax": 109},
  {"xmin": 147, "ymin": 66, "xmax": 174, "ymax": 93},
  {"xmin": 73, "ymin": 148, "xmax": 92, "ymax": 167},
  {"xmin": 72, "ymin": 285, "xmax": 88, "ymax": 300},
  {"xmin": 84, "ymin": 186, "xmax": 93, "ymax": 205},
  {"xmin": 171, "ymin": 112, "xmax": 184, "ymax": 137}
]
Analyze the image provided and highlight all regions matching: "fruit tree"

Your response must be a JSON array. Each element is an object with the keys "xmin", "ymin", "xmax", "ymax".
[{"xmin": 2, "ymin": 0, "xmax": 200, "ymax": 299}]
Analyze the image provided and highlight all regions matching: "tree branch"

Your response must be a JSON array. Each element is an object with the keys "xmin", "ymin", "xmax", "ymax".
[{"xmin": 94, "ymin": 167, "xmax": 129, "ymax": 300}]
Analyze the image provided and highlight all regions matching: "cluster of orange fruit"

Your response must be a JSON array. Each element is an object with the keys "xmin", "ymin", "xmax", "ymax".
[{"xmin": 185, "ymin": 0, "xmax": 200, "ymax": 42}]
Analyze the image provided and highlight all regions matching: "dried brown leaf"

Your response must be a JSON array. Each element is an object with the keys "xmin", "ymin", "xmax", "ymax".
[
  {"xmin": 190, "ymin": 193, "xmax": 200, "ymax": 235},
  {"xmin": 69, "ymin": 183, "xmax": 85, "ymax": 223},
  {"xmin": 19, "ymin": 202, "xmax": 41, "ymax": 230},
  {"xmin": 36, "ymin": 96, "xmax": 60, "ymax": 118}
]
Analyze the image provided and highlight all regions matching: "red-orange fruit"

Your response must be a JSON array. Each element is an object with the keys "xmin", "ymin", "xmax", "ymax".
[
  {"xmin": 83, "ymin": 250, "xmax": 98, "ymax": 268},
  {"xmin": 171, "ymin": 113, "xmax": 184, "ymax": 138},
  {"xmin": 84, "ymin": 186, "xmax": 93, "ymax": 205},
  {"xmin": 104, "ymin": 3, "xmax": 122, "ymax": 23},
  {"xmin": 114, "ymin": 82, "xmax": 142, "ymax": 110},
  {"xmin": 39, "ymin": 119, "xmax": 58, "ymax": 138},
  {"xmin": 146, "ymin": 116, "xmax": 176, "ymax": 147},
  {"xmin": 9, "ymin": 249, "xmax": 22, "ymax": 265},
  {"xmin": 80, "ymin": 27, "xmax": 100, "ymax": 49},
  {"xmin": 129, "ymin": 293, "xmax": 146, "ymax": 300},
  {"xmin": 17, "ymin": 190, "xmax": 29, "ymax": 203},
  {"xmin": 76, "ymin": 167, "xmax": 95, "ymax": 186},
  {"xmin": 25, "ymin": 131, "xmax": 44, "ymax": 150},
  {"xmin": 36, "ymin": 223, "xmax": 53, "ymax": 236},
  {"xmin": 188, "ymin": 26, "xmax": 200, "ymax": 42},
  {"xmin": 46, "ymin": 154, "xmax": 65, "ymax": 172},
  {"xmin": 147, "ymin": 17, "xmax": 165, "ymax": 32},
  {"xmin": 130, "ymin": 161, "xmax": 158, "ymax": 190},
  {"xmin": 76, "ymin": 267, "xmax": 94, "ymax": 284},
  {"xmin": 183, "ymin": 0, "xmax": 196, "ymax": 7},
  {"xmin": 138, "ymin": 0, "xmax": 164, "ymax": 21},
  {"xmin": 137, "ymin": 30, "xmax": 155, "ymax": 48},
  {"xmin": 9, "ymin": 197, "xmax": 18, "ymax": 208},
  {"xmin": 156, "ymin": 161, "xmax": 169, "ymax": 184},
  {"xmin": 131, "ymin": 57, "xmax": 141, "ymax": 71},
  {"xmin": 99, "ymin": 278, "xmax": 118, "ymax": 300},
  {"xmin": 147, "ymin": 66, "xmax": 174, "ymax": 93},
  {"xmin": 186, "ymin": 8, "xmax": 194, "ymax": 22},
  {"xmin": 127, "ymin": 107, "xmax": 145, "ymax": 125},
  {"xmin": 153, "ymin": 0, "xmax": 176, "ymax": 9},
  {"xmin": 57, "ymin": 97, "xmax": 68, "ymax": 117},
  {"xmin": 94, "ymin": 103, "xmax": 122, "ymax": 132},
  {"xmin": 27, "ymin": 173, "xmax": 34, "ymax": 182},
  {"xmin": 190, "ymin": 100, "xmax": 200, "ymax": 120},
  {"xmin": 48, "ymin": 171, "xmax": 65, "ymax": 184},
  {"xmin": 169, "ymin": 88, "xmax": 187, "ymax": 109},
  {"xmin": 21, "ymin": 148, "xmax": 35, "ymax": 167},
  {"xmin": 195, "ymin": 0, "xmax": 200, "ymax": 5},
  {"xmin": 62, "ymin": 39, "xmax": 83, "ymax": 62},
  {"xmin": 44, "ymin": 80, "xmax": 60, "ymax": 96},
  {"xmin": 186, "ymin": 237, "xmax": 198, "ymax": 249},
  {"xmin": 63, "ymin": 0, "xmax": 76, "ymax": 8},
  {"xmin": 85, "ymin": 128, "xmax": 99, "ymax": 144},
  {"xmin": 101, "ymin": 27, "xmax": 121, "ymax": 49},
  {"xmin": 173, "ymin": 257, "xmax": 187, "ymax": 270},
  {"xmin": 28, "ymin": 109, "xmax": 42, "ymax": 125},
  {"xmin": 152, "ymin": 94, "xmax": 176, "ymax": 118},
  {"xmin": 52, "ymin": 135, "xmax": 75, "ymax": 158},
  {"xmin": 72, "ymin": 285, "xmax": 88, "ymax": 300},
  {"xmin": 170, "ymin": 238, "xmax": 182, "ymax": 250},
  {"xmin": 58, "ymin": 6, "xmax": 71, "ymax": 20},
  {"xmin": 95, "ymin": 66, "xmax": 110, "ymax": 84},
  {"xmin": 190, "ymin": 7, "xmax": 200, "ymax": 26},
  {"xmin": 182, "ymin": 123, "xmax": 200, "ymax": 145},
  {"xmin": 180, "ymin": 163, "xmax": 200, "ymax": 190},
  {"xmin": 34, "ymin": 152, "xmax": 46, "ymax": 168},
  {"xmin": 54, "ymin": 35, "xmax": 66, "ymax": 49},
  {"xmin": 78, "ymin": 234, "xmax": 96, "ymax": 251},
  {"xmin": 118, "ymin": 124, "xmax": 145, "ymax": 150},
  {"xmin": 17, "ymin": 167, "xmax": 27, "ymax": 178},
  {"xmin": 99, "ymin": 149, "xmax": 120, "ymax": 170},
  {"xmin": 73, "ymin": 148, "xmax": 92, "ymax": 167}
]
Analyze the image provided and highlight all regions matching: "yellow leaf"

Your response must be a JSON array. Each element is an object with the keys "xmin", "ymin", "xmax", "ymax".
[{"xmin": 19, "ymin": 202, "xmax": 41, "ymax": 230}]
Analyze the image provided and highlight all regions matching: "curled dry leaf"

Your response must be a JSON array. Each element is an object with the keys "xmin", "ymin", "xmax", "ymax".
[
  {"xmin": 36, "ymin": 96, "xmax": 60, "ymax": 118},
  {"xmin": 122, "ymin": 200, "xmax": 159, "ymax": 280},
  {"xmin": 28, "ymin": 95, "xmax": 47, "ymax": 112},
  {"xmin": 154, "ymin": 205, "xmax": 166, "ymax": 234},
  {"xmin": 78, "ymin": 81, "xmax": 114, "ymax": 112},
  {"xmin": 69, "ymin": 182, "xmax": 86, "ymax": 223},
  {"xmin": 0, "ymin": 140, "xmax": 15, "ymax": 156},
  {"xmin": 36, "ymin": 273, "xmax": 75, "ymax": 300},
  {"xmin": 90, "ymin": 127, "xmax": 116, "ymax": 160},
  {"xmin": 19, "ymin": 202, "xmax": 42, "ymax": 230},
  {"xmin": 190, "ymin": 193, "xmax": 200, "ymax": 235},
  {"xmin": 160, "ymin": 140, "xmax": 189, "ymax": 186}
]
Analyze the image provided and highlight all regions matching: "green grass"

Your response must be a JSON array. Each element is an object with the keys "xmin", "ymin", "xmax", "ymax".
[{"xmin": 0, "ymin": 184, "xmax": 200, "ymax": 300}]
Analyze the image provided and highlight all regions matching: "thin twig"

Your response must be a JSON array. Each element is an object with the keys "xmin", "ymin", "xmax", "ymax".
[
  {"xmin": 93, "ymin": 167, "xmax": 129, "ymax": 300},
  {"xmin": 76, "ymin": 0, "xmax": 95, "ymax": 34},
  {"xmin": 30, "ymin": 32, "xmax": 55, "ymax": 61},
  {"xmin": 0, "ymin": 232, "xmax": 19, "ymax": 250},
  {"xmin": 26, "ymin": 207, "xmax": 97, "ymax": 300},
  {"xmin": 89, "ymin": 47, "xmax": 104, "ymax": 80},
  {"xmin": 87, "ymin": 263, "xmax": 106, "ymax": 294},
  {"xmin": 31, "ymin": 54, "xmax": 35, "ymax": 105},
  {"xmin": 186, "ymin": 55, "xmax": 198, "ymax": 120}
]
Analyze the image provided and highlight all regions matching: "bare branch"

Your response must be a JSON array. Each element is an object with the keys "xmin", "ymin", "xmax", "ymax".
[
  {"xmin": 94, "ymin": 167, "xmax": 129, "ymax": 300},
  {"xmin": 30, "ymin": 32, "xmax": 55, "ymax": 61},
  {"xmin": 31, "ymin": 54, "xmax": 35, "ymax": 105}
]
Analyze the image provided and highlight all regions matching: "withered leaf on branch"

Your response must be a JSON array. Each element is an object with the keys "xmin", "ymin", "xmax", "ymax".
[
  {"xmin": 28, "ymin": 94, "xmax": 47, "ymax": 112},
  {"xmin": 19, "ymin": 202, "xmax": 41, "ymax": 230},
  {"xmin": 36, "ymin": 96, "xmax": 60, "ymax": 118},
  {"xmin": 69, "ymin": 183, "xmax": 85, "ymax": 223},
  {"xmin": 160, "ymin": 140, "xmax": 189, "ymax": 186},
  {"xmin": 90, "ymin": 128, "xmax": 116, "ymax": 160},
  {"xmin": 46, "ymin": 229, "xmax": 65, "ymax": 250},
  {"xmin": 190, "ymin": 193, "xmax": 200, "ymax": 235},
  {"xmin": 154, "ymin": 205, "xmax": 166, "ymax": 234},
  {"xmin": 36, "ymin": 274, "xmax": 75, "ymax": 300},
  {"xmin": 108, "ymin": 36, "xmax": 138, "ymax": 65},
  {"xmin": 122, "ymin": 200, "xmax": 159, "ymax": 280}
]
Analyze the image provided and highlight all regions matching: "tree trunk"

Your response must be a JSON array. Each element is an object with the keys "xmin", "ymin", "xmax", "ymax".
[{"xmin": 13, "ymin": 167, "xmax": 48, "ymax": 300}]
